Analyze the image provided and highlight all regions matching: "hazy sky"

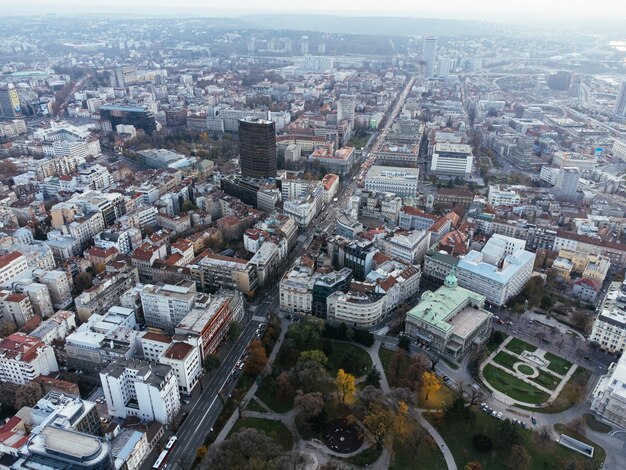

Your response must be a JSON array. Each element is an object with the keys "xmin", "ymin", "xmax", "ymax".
[{"xmin": 4, "ymin": 0, "xmax": 626, "ymax": 20}]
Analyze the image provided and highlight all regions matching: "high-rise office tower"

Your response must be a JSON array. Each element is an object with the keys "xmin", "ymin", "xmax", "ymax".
[
  {"xmin": 437, "ymin": 57, "xmax": 454, "ymax": 78},
  {"xmin": 422, "ymin": 37, "xmax": 438, "ymax": 79},
  {"xmin": 0, "ymin": 84, "xmax": 22, "ymax": 117},
  {"xmin": 615, "ymin": 81, "xmax": 626, "ymax": 117},
  {"xmin": 238, "ymin": 117, "xmax": 277, "ymax": 178},
  {"xmin": 301, "ymin": 35, "xmax": 309, "ymax": 55}
]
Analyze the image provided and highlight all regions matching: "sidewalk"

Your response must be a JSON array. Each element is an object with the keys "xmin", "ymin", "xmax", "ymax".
[
  {"xmin": 412, "ymin": 409, "xmax": 458, "ymax": 470},
  {"xmin": 214, "ymin": 318, "xmax": 290, "ymax": 444}
]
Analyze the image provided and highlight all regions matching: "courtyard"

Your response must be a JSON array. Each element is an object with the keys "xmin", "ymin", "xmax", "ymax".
[{"xmin": 480, "ymin": 336, "xmax": 577, "ymax": 406}]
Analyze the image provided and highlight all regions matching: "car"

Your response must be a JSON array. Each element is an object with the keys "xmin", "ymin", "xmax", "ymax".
[
  {"xmin": 497, "ymin": 319, "xmax": 504, "ymax": 324},
  {"xmin": 496, "ymin": 412, "xmax": 503, "ymax": 419},
  {"xmin": 528, "ymin": 319, "xmax": 534, "ymax": 324},
  {"xmin": 442, "ymin": 375, "xmax": 450, "ymax": 382},
  {"xmin": 507, "ymin": 321, "xmax": 514, "ymax": 326},
  {"xmin": 491, "ymin": 410, "xmax": 498, "ymax": 417},
  {"xmin": 493, "ymin": 315, "xmax": 500, "ymax": 320},
  {"xmin": 531, "ymin": 417, "xmax": 537, "ymax": 424}
]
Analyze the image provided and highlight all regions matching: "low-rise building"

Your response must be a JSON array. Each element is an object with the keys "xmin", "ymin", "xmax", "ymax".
[
  {"xmin": 590, "ymin": 281, "xmax": 626, "ymax": 353},
  {"xmin": 364, "ymin": 165, "xmax": 419, "ymax": 197},
  {"xmin": 590, "ymin": 351, "xmax": 626, "ymax": 428},
  {"xmin": 0, "ymin": 333, "xmax": 59, "ymax": 385},
  {"xmin": 405, "ymin": 272, "xmax": 492, "ymax": 358}
]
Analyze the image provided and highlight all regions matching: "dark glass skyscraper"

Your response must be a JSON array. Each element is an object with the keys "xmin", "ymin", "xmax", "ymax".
[{"xmin": 238, "ymin": 117, "xmax": 276, "ymax": 178}]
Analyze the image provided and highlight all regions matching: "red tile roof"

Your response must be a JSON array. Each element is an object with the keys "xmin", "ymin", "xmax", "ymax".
[{"xmin": 0, "ymin": 251, "xmax": 23, "ymax": 269}]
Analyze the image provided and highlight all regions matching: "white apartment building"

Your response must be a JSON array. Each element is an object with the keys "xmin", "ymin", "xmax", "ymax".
[
  {"xmin": 140, "ymin": 281, "xmax": 197, "ymax": 333},
  {"xmin": 456, "ymin": 248, "xmax": 535, "ymax": 306},
  {"xmin": 0, "ymin": 251, "xmax": 28, "ymax": 286},
  {"xmin": 0, "ymin": 291, "xmax": 34, "ymax": 327},
  {"xmin": 0, "ymin": 333, "xmax": 59, "ymax": 385},
  {"xmin": 327, "ymin": 291, "xmax": 385, "ymax": 328},
  {"xmin": 159, "ymin": 342, "xmax": 201, "ymax": 395},
  {"xmin": 612, "ymin": 139, "xmax": 626, "ymax": 161},
  {"xmin": 283, "ymin": 197, "xmax": 318, "ymax": 227},
  {"xmin": 100, "ymin": 359, "xmax": 181, "ymax": 425},
  {"xmin": 377, "ymin": 230, "xmax": 431, "ymax": 264},
  {"xmin": 590, "ymin": 282, "xmax": 626, "ymax": 353},
  {"xmin": 14, "ymin": 281, "xmax": 54, "ymax": 319},
  {"xmin": 365, "ymin": 166, "xmax": 419, "ymax": 197},
  {"xmin": 487, "ymin": 185, "xmax": 521, "ymax": 207},
  {"xmin": 430, "ymin": 143, "xmax": 473, "ymax": 178},
  {"xmin": 590, "ymin": 351, "xmax": 626, "ymax": 427},
  {"xmin": 29, "ymin": 310, "xmax": 76, "ymax": 345},
  {"xmin": 32, "ymin": 269, "xmax": 73, "ymax": 310},
  {"xmin": 279, "ymin": 265, "xmax": 316, "ymax": 314}
]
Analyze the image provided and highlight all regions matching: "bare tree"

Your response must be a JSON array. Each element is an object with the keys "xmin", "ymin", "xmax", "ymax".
[
  {"xmin": 568, "ymin": 416, "xmax": 586, "ymax": 435},
  {"xmin": 538, "ymin": 425, "xmax": 552, "ymax": 445}
]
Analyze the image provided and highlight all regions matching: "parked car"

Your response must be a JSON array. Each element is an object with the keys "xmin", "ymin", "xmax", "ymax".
[{"xmin": 531, "ymin": 417, "xmax": 537, "ymax": 425}]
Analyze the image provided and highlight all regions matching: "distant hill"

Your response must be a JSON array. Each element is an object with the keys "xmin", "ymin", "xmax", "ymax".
[{"xmin": 239, "ymin": 14, "xmax": 501, "ymax": 37}]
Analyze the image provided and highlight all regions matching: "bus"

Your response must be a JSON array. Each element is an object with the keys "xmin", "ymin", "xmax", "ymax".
[
  {"xmin": 164, "ymin": 436, "xmax": 177, "ymax": 451},
  {"xmin": 153, "ymin": 450, "xmax": 169, "ymax": 469}
]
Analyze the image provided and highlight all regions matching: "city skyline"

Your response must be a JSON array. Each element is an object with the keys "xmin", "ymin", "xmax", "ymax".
[{"xmin": 2, "ymin": 0, "xmax": 626, "ymax": 22}]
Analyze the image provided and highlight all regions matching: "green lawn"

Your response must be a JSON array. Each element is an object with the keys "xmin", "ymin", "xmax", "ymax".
[
  {"xmin": 505, "ymin": 338, "xmax": 537, "ymax": 355},
  {"xmin": 554, "ymin": 423, "xmax": 606, "ymax": 467},
  {"xmin": 255, "ymin": 377, "xmax": 293, "ymax": 413},
  {"xmin": 229, "ymin": 417, "xmax": 293, "ymax": 450},
  {"xmin": 419, "ymin": 384, "xmax": 458, "ymax": 410},
  {"xmin": 343, "ymin": 445, "xmax": 381, "ymax": 466},
  {"xmin": 516, "ymin": 368, "xmax": 591, "ymax": 414},
  {"xmin": 544, "ymin": 352, "xmax": 573, "ymax": 375},
  {"xmin": 483, "ymin": 364, "xmax": 550, "ymax": 404},
  {"xmin": 493, "ymin": 351, "xmax": 520, "ymax": 371},
  {"xmin": 518, "ymin": 364, "xmax": 535, "ymax": 375},
  {"xmin": 426, "ymin": 410, "xmax": 606, "ymax": 470},
  {"xmin": 528, "ymin": 369, "xmax": 561, "ymax": 391},
  {"xmin": 390, "ymin": 420, "xmax": 447, "ymax": 470},
  {"xmin": 325, "ymin": 341, "xmax": 372, "ymax": 377},
  {"xmin": 583, "ymin": 413, "xmax": 612, "ymax": 433},
  {"xmin": 378, "ymin": 345, "xmax": 395, "ymax": 374},
  {"xmin": 245, "ymin": 398, "xmax": 267, "ymax": 413}
]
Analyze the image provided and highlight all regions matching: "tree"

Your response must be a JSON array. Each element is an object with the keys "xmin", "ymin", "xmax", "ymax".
[
  {"xmin": 291, "ymin": 357, "xmax": 328, "ymax": 393},
  {"xmin": 203, "ymin": 354, "xmax": 220, "ymax": 374},
  {"xmin": 509, "ymin": 444, "xmax": 531, "ymax": 470},
  {"xmin": 472, "ymin": 433, "xmax": 493, "ymax": 452},
  {"xmin": 421, "ymin": 371, "xmax": 441, "ymax": 400},
  {"xmin": 203, "ymin": 428, "xmax": 291, "ymax": 468},
  {"xmin": 276, "ymin": 372, "xmax": 293, "ymax": 401},
  {"xmin": 365, "ymin": 366, "xmax": 382, "ymax": 388},
  {"xmin": 465, "ymin": 462, "xmax": 483, "ymax": 470},
  {"xmin": 196, "ymin": 445, "xmax": 208, "ymax": 460},
  {"xmin": 398, "ymin": 335, "xmax": 411, "ymax": 352},
  {"xmin": 228, "ymin": 321, "xmax": 242, "ymax": 342},
  {"xmin": 458, "ymin": 382, "xmax": 486, "ymax": 408},
  {"xmin": 73, "ymin": 272, "xmax": 93, "ymax": 294},
  {"xmin": 541, "ymin": 294, "xmax": 554, "ymax": 310},
  {"xmin": 297, "ymin": 350, "xmax": 328, "ymax": 368},
  {"xmin": 285, "ymin": 318, "xmax": 323, "ymax": 351},
  {"xmin": 14, "ymin": 382, "xmax": 44, "ymax": 409},
  {"xmin": 361, "ymin": 400, "xmax": 410, "ymax": 450},
  {"xmin": 428, "ymin": 350, "xmax": 441, "ymax": 371},
  {"xmin": 335, "ymin": 369, "xmax": 356, "ymax": 404},
  {"xmin": 0, "ymin": 321, "xmax": 17, "ymax": 338},
  {"xmin": 243, "ymin": 339, "xmax": 268, "ymax": 377},
  {"xmin": 538, "ymin": 425, "xmax": 552, "ymax": 445},
  {"xmin": 496, "ymin": 419, "xmax": 521, "ymax": 449},
  {"xmin": 294, "ymin": 390, "xmax": 325, "ymax": 420},
  {"xmin": 181, "ymin": 200, "xmax": 198, "ymax": 212},
  {"xmin": 568, "ymin": 416, "xmax": 586, "ymax": 435}
]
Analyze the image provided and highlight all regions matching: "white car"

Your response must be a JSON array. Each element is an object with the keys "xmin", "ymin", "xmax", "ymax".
[{"xmin": 496, "ymin": 412, "xmax": 503, "ymax": 419}]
